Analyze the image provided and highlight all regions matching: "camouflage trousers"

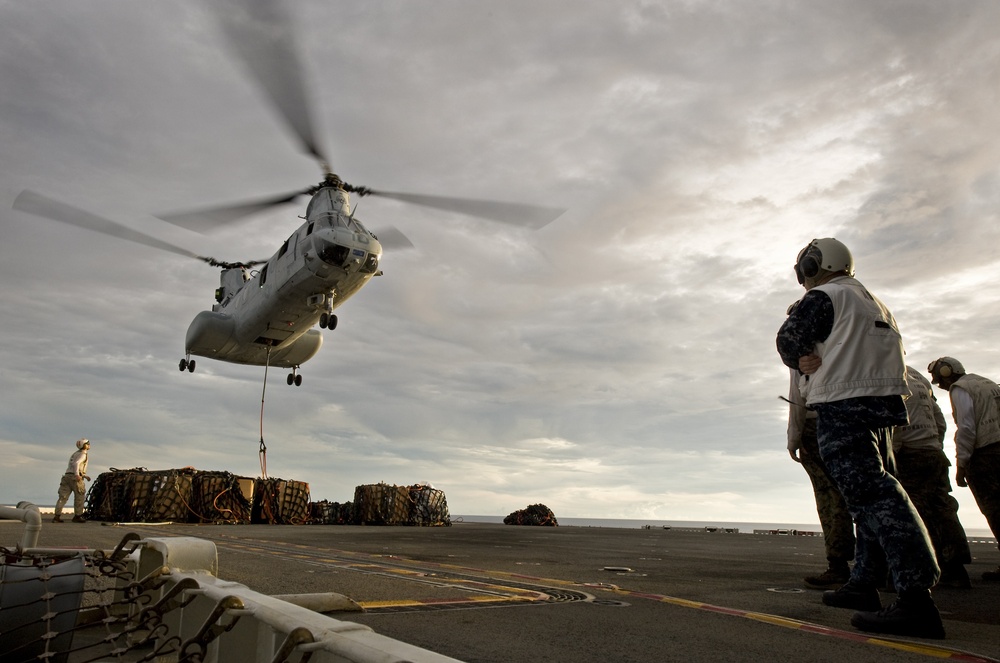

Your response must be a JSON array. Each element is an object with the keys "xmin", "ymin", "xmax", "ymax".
[
  {"xmin": 967, "ymin": 443, "xmax": 1000, "ymax": 553},
  {"xmin": 799, "ymin": 418, "xmax": 855, "ymax": 562},
  {"xmin": 815, "ymin": 411, "xmax": 939, "ymax": 592},
  {"xmin": 895, "ymin": 448, "xmax": 971, "ymax": 566},
  {"xmin": 55, "ymin": 473, "xmax": 86, "ymax": 517}
]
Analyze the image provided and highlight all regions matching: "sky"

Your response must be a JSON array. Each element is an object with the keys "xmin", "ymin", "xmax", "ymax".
[{"xmin": 1, "ymin": 0, "xmax": 998, "ymax": 532}]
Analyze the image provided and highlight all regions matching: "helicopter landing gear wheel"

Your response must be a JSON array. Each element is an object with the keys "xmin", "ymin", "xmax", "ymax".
[
  {"xmin": 179, "ymin": 358, "xmax": 196, "ymax": 373},
  {"xmin": 287, "ymin": 367, "xmax": 302, "ymax": 386},
  {"xmin": 320, "ymin": 313, "xmax": 338, "ymax": 330}
]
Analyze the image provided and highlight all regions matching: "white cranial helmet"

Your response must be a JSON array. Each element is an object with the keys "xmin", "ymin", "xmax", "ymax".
[
  {"xmin": 76, "ymin": 438, "xmax": 89, "ymax": 449},
  {"xmin": 927, "ymin": 357, "xmax": 965, "ymax": 384},
  {"xmin": 795, "ymin": 238, "xmax": 855, "ymax": 285}
]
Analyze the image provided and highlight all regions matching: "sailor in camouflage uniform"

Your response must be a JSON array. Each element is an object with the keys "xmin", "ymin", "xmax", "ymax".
[
  {"xmin": 786, "ymin": 353, "xmax": 855, "ymax": 589},
  {"xmin": 928, "ymin": 357, "xmax": 1000, "ymax": 582},
  {"xmin": 776, "ymin": 238, "xmax": 943, "ymax": 639}
]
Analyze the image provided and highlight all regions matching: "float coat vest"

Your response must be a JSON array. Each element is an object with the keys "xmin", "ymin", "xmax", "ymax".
[
  {"xmin": 798, "ymin": 276, "xmax": 907, "ymax": 406},
  {"xmin": 952, "ymin": 373, "xmax": 1000, "ymax": 452}
]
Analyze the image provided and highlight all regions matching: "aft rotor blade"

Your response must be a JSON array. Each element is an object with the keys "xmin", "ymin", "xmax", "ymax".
[
  {"xmin": 366, "ymin": 190, "xmax": 566, "ymax": 229},
  {"xmin": 13, "ymin": 190, "xmax": 206, "ymax": 262},
  {"xmin": 157, "ymin": 190, "xmax": 305, "ymax": 232},
  {"xmin": 213, "ymin": 0, "xmax": 327, "ymax": 167}
]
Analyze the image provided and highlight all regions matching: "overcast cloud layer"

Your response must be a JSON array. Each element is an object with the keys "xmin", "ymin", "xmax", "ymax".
[{"xmin": 1, "ymin": 1, "xmax": 997, "ymax": 531}]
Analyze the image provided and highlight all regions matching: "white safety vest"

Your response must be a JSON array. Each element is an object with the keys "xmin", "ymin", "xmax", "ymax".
[
  {"xmin": 894, "ymin": 366, "xmax": 943, "ymax": 451},
  {"xmin": 798, "ymin": 276, "xmax": 907, "ymax": 405},
  {"xmin": 952, "ymin": 373, "xmax": 1000, "ymax": 450}
]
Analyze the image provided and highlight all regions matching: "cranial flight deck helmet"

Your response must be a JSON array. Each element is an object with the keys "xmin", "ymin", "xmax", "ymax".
[
  {"xmin": 928, "ymin": 357, "xmax": 965, "ymax": 385},
  {"xmin": 794, "ymin": 238, "xmax": 855, "ymax": 285}
]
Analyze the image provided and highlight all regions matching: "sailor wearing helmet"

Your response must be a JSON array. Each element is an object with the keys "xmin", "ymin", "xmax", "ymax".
[
  {"xmin": 777, "ymin": 238, "xmax": 942, "ymax": 639},
  {"xmin": 53, "ymin": 438, "xmax": 91, "ymax": 523}
]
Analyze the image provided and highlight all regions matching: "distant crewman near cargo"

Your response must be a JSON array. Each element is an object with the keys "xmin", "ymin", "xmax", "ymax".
[
  {"xmin": 53, "ymin": 438, "xmax": 91, "ymax": 523},
  {"xmin": 893, "ymin": 366, "xmax": 972, "ymax": 587},
  {"xmin": 927, "ymin": 357, "xmax": 1000, "ymax": 581},
  {"xmin": 777, "ymin": 237, "xmax": 943, "ymax": 639},
  {"xmin": 784, "ymin": 302, "xmax": 855, "ymax": 589}
]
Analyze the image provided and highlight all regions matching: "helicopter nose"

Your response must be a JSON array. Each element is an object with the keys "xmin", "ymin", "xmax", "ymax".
[
  {"xmin": 317, "ymin": 240, "xmax": 352, "ymax": 268},
  {"xmin": 313, "ymin": 235, "xmax": 380, "ymax": 275}
]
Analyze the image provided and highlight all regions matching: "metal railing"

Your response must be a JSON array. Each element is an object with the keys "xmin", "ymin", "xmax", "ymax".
[{"xmin": 1, "ymin": 503, "xmax": 463, "ymax": 663}]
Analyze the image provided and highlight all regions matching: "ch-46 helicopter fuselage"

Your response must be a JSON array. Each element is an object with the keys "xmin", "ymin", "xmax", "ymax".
[
  {"xmin": 11, "ymin": 2, "xmax": 566, "ymax": 390},
  {"xmin": 181, "ymin": 184, "xmax": 381, "ymax": 380}
]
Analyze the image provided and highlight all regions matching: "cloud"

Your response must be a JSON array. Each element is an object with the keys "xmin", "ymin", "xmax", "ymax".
[{"xmin": 1, "ymin": 0, "xmax": 997, "ymax": 533}]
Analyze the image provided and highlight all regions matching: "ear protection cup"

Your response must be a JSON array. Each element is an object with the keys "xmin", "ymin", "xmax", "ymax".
[
  {"xmin": 928, "ymin": 358, "xmax": 960, "ymax": 383},
  {"xmin": 794, "ymin": 238, "xmax": 854, "ymax": 285},
  {"xmin": 794, "ymin": 244, "xmax": 821, "ymax": 284},
  {"xmin": 798, "ymin": 253, "xmax": 821, "ymax": 279}
]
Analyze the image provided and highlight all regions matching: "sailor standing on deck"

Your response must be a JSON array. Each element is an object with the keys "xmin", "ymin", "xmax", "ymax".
[
  {"xmin": 784, "ymin": 321, "xmax": 855, "ymax": 590},
  {"xmin": 53, "ymin": 438, "xmax": 91, "ymax": 523},
  {"xmin": 893, "ymin": 366, "xmax": 972, "ymax": 587},
  {"xmin": 776, "ymin": 238, "xmax": 943, "ymax": 639},
  {"xmin": 927, "ymin": 357, "xmax": 1000, "ymax": 582}
]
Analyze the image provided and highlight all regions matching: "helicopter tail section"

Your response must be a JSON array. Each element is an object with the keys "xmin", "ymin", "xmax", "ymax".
[
  {"xmin": 186, "ymin": 311, "xmax": 239, "ymax": 360},
  {"xmin": 186, "ymin": 311, "xmax": 322, "ymax": 369}
]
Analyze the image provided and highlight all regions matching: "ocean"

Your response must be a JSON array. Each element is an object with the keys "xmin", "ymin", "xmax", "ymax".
[
  {"xmin": 454, "ymin": 515, "xmax": 997, "ymax": 542},
  {"xmin": 6, "ymin": 505, "xmax": 995, "ymax": 542}
]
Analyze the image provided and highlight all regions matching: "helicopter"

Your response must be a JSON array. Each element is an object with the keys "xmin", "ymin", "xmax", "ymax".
[{"xmin": 11, "ymin": 1, "xmax": 563, "ymax": 387}]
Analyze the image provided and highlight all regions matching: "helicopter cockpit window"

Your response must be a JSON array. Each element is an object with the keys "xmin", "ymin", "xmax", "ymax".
[
  {"xmin": 360, "ymin": 252, "xmax": 379, "ymax": 274},
  {"xmin": 259, "ymin": 264, "xmax": 268, "ymax": 287},
  {"xmin": 346, "ymin": 216, "xmax": 365, "ymax": 233},
  {"xmin": 330, "ymin": 214, "xmax": 358, "ymax": 231},
  {"xmin": 278, "ymin": 239, "xmax": 289, "ymax": 258}
]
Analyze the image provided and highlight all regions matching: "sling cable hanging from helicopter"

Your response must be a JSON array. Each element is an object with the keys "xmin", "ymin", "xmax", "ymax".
[{"xmin": 259, "ymin": 347, "xmax": 271, "ymax": 479}]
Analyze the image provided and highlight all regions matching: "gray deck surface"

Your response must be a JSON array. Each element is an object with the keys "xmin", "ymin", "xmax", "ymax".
[{"xmin": 17, "ymin": 520, "xmax": 1000, "ymax": 662}]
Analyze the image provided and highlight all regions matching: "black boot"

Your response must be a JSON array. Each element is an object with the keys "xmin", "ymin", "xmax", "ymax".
[
  {"xmin": 850, "ymin": 591, "xmax": 945, "ymax": 639},
  {"xmin": 938, "ymin": 562, "xmax": 972, "ymax": 589},
  {"xmin": 805, "ymin": 560, "xmax": 851, "ymax": 589},
  {"xmin": 822, "ymin": 581, "xmax": 881, "ymax": 611}
]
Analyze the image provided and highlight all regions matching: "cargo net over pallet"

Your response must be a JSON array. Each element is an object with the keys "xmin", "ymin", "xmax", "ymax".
[
  {"xmin": 311, "ymin": 483, "xmax": 451, "ymax": 526},
  {"xmin": 83, "ymin": 470, "xmax": 450, "ymax": 526},
  {"xmin": 504, "ymin": 503, "xmax": 558, "ymax": 526},
  {"xmin": 84, "ymin": 468, "xmax": 310, "ymax": 524}
]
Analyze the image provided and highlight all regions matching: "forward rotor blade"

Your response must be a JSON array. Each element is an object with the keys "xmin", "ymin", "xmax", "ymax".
[
  {"xmin": 157, "ymin": 190, "xmax": 306, "ymax": 232},
  {"xmin": 13, "ymin": 190, "xmax": 205, "ymax": 262},
  {"xmin": 213, "ymin": 0, "xmax": 327, "ymax": 167},
  {"xmin": 371, "ymin": 226, "xmax": 414, "ymax": 250},
  {"xmin": 366, "ymin": 190, "xmax": 566, "ymax": 229}
]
